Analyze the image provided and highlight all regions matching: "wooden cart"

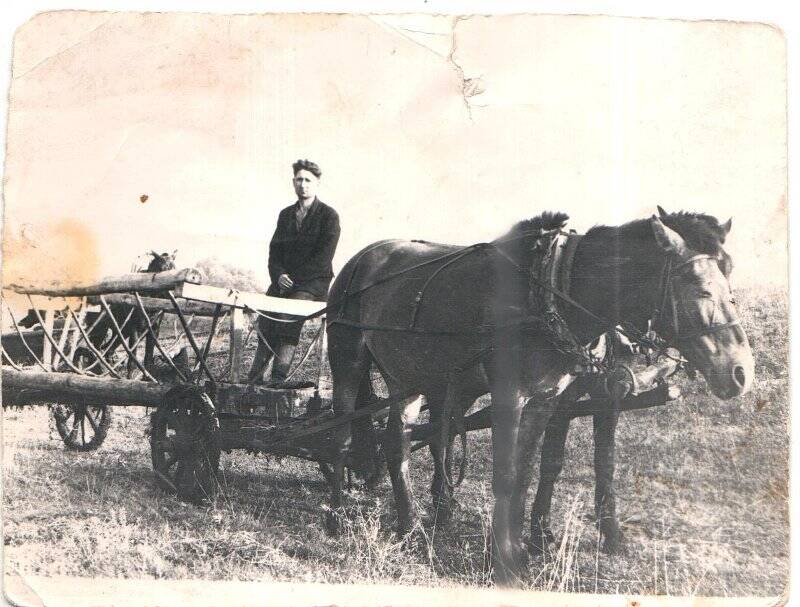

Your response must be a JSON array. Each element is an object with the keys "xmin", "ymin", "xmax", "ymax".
[{"xmin": 1, "ymin": 268, "xmax": 680, "ymax": 501}]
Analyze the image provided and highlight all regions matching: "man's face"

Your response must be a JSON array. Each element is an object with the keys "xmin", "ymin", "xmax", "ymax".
[{"xmin": 293, "ymin": 169, "xmax": 319, "ymax": 201}]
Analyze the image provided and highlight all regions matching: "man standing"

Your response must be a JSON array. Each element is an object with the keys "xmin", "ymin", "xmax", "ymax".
[{"xmin": 248, "ymin": 159, "xmax": 340, "ymax": 384}]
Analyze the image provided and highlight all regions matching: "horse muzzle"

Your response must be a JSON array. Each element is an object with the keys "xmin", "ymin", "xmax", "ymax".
[{"xmin": 688, "ymin": 338, "xmax": 754, "ymax": 400}]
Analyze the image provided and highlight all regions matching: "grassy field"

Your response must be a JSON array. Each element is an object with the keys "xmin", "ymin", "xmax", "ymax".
[{"xmin": 2, "ymin": 287, "xmax": 789, "ymax": 597}]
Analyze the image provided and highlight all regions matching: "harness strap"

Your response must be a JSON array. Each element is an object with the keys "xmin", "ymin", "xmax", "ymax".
[
  {"xmin": 409, "ymin": 246, "xmax": 486, "ymax": 329},
  {"xmin": 559, "ymin": 234, "xmax": 583, "ymax": 296},
  {"xmin": 541, "ymin": 232, "xmax": 567, "ymax": 311}
]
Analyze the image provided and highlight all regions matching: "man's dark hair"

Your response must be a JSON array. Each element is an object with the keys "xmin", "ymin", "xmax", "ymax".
[{"xmin": 292, "ymin": 159, "xmax": 321, "ymax": 178}]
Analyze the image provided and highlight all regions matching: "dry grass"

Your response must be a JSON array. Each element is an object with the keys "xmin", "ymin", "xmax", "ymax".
[{"xmin": 2, "ymin": 288, "xmax": 788, "ymax": 596}]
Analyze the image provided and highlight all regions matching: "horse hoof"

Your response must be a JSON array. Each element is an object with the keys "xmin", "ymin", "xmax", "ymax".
[
  {"xmin": 600, "ymin": 525, "xmax": 625, "ymax": 554},
  {"xmin": 395, "ymin": 518, "xmax": 421, "ymax": 540},
  {"xmin": 399, "ymin": 526, "xmax": 426, "ymax": 550},
  {"xmin": 492, "ymin": 563, "xmax": 525, "ymax": 588},
  {"xmin": 512, "ymin": 541, "xmax": 529, "ymax": 567},
  {"xmin": 432, "ymin": 499, "xmax": 456, "ymax": 527},
  {"xmin": 489, "ymin": 540, "xmax": 526, "ymax": 587},
  {"xmin": 324, "ymin": 510, "xmax": 344, "ymax": 536},
  {"xmin": 529, "ymin": 527, "xmax": 555, "ymax": 555},
  {"xmin": 601, "ymin": 531, "xmax": 625, "ymax": 555}
]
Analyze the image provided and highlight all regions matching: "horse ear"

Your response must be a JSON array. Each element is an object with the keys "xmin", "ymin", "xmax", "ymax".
[
  {"xmin": 722, "ymin": 217, "xmax": 732, "ymax": 236},
  {"xmin": 657, "ymin": 205, "xmax": 669, "ymax": 220},
  {"xmin": 651, "ymin": 216, "xmax": 688, "ymax": 256},
  {"xmin": 150, "ymin": 250, "xmax": 159, "ymax": 258}
]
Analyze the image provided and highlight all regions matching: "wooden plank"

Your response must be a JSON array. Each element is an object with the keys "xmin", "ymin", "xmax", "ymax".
[
  {"xmin": 86, "ymin": 293, "xmax": 219, "ymax": 316},
  {"xmin": 229, "ymin": 307, "xmax": 245, "ymax": 382},
  {"xmin": 7, "ymin": 268, "xmax": 203, "ymax": 297},
  {"xmin": 176, "ymin": 282, "xmax": 326, "ymax": 317}
]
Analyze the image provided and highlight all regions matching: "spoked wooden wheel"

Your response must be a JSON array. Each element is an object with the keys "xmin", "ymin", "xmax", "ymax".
[
  {"xmin": 52, "ymin": 404, "xmax": 112, "ymax": 451},
  {"xmin": 150, "ymin": 393, "xmax": 220, "ymax": 503}
]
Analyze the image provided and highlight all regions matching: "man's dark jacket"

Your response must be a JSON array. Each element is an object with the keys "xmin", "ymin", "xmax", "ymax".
[{"xmin": 267, "ymin": 198, "xmax": 340, "ymax": 301}]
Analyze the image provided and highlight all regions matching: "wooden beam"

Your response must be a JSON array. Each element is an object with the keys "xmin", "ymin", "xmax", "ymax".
[
  {"xmin": 41, "ymin": 311, "xmax": 54, "ymax": 370},
  {"xmin": 2, "ymin": 368, "xmax": 172, "ymax": 407},
  {"xmin": 176, "ymin": 282, "xmax": 326, "ymax": 317},
  {"xmin": 86, "ymin": 293, "xmax": 220, "ymax": 317},
  {"xmin": 1, "ymin": 371, "xmax": 318, "ymax": 410},
  {"xmin": 229, "ymin": 307, "xmax": 245, "ymax": 382},
  {"xmin": 6, "ymin": 268, "xmax": 203, "ymax": 297},
  {"xmin": 408, "ymin": 382, "xmax": 679, "ymax": 444}
]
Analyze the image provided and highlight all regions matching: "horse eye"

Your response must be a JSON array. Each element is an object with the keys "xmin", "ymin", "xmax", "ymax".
[{"xmin": 700, "ymin": 290, "xmax": 713, "ymax": 298}]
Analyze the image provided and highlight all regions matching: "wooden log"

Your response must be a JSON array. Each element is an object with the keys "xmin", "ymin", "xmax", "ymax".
[
  {"xmin": 2, "ymin": 368, "xmax": 172, "ymax": 407},
  {"xmin": 7, "ymin": 268, "xmax": 203, "ymax": 297},
  {"xmin": 176, "ymin": 282, "xmax": 326, "ymax": 317},
  {"xmin": 86, "ymin": 294, "xmax": 220, "ymax": 317}
]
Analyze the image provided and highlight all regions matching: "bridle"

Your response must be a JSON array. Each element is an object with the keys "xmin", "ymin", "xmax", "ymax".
[{"xmin": 651, "ymin": 253, "xmax": 742, "ymax": 343}]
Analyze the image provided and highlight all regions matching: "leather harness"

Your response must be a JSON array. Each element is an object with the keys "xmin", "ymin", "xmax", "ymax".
[{"xmin": 252, "ymin": 222, "xmax": 740, "ymax": 374}]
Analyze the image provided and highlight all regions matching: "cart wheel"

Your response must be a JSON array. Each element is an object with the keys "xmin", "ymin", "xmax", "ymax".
[
  {"xmin": 150, "ymin": 389, "xmax": 220, "ymax": 503},
  {"xmin": 53, "ymin": 404, "xmax": 112, "ymax": 451}
]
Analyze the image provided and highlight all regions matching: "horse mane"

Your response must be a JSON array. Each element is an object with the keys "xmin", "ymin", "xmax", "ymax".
[
  {"xmin": 657, "ymin": 211, "xmax": 728, "ymax": 254},
  {"xmin": 585, "ymin": 210, "xmax": 727, "ymax": 256},
  {"xmin": 509, "ymin": 211, "xmax": 570, "ymax": 236}
]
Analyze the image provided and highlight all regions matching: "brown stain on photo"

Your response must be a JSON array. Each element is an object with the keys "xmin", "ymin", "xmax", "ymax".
[{"xmin": 3, "ymin": 218, "xmax": 101, "ymax": 289}]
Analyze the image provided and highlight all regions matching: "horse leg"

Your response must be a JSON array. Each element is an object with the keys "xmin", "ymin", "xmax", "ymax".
[
  {"xmin": 529, "ymin": 411, "xmax": 572, "ymax": 554},
  {"xmin": 593, "ymin": 407, "xmax": 623, "ymax": 553},
  {"xmin": 326, "ymin": 329, "xmax": 370, "ymax": 536},
  {"xmin": 385, "ymin": 391, "xmax": 424, "ymax": 536},
  {"xmin": 351, "ymin": 371, "xmax": 384, "ymax": 488},
  {"xmin": 428, "ymin": 385, "xmax": 457, "ymax": 525},
  {"xmin": 509, "ymin": 394, "xmax": 558, "ymax": 563},
  {"xmin": 489, "ymin": 382, "xmax": 525, "ymax": 586}
]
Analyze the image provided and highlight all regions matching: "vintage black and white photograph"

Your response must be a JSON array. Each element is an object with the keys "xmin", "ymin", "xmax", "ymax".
[{"xmin": 0, "ymin": 8, "xmax": 789, "ymax": 606}]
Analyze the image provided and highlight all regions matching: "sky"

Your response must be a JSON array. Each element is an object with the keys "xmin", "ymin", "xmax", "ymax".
[{"xmin": 2, "ymin": 12, "xmax": 787, "ymax": 291}]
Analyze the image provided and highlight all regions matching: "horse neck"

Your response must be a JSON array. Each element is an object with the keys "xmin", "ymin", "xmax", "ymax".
[{"xmin": 567, "ymin": 224, "xmax": 664, "ymax": 341}]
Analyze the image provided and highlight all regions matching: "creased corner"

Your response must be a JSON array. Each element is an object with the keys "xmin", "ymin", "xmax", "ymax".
[{"xmin": 3, "ymin": 574, "xmax": 46, "ymax": 607}]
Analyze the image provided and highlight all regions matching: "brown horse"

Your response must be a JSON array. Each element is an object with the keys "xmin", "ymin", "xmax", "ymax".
[{"xmin": 326, "ymin": 209, "xmax": 753, "ymax": 586}]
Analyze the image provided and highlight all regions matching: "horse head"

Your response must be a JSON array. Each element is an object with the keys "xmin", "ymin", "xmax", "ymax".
[
  {"xmin": 650, "ymin": 207, "xmax": 753, "ymax": 399},
  {"xmin": 146, "ymin": 250, "xmax": 177, "ymax": 273}
]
